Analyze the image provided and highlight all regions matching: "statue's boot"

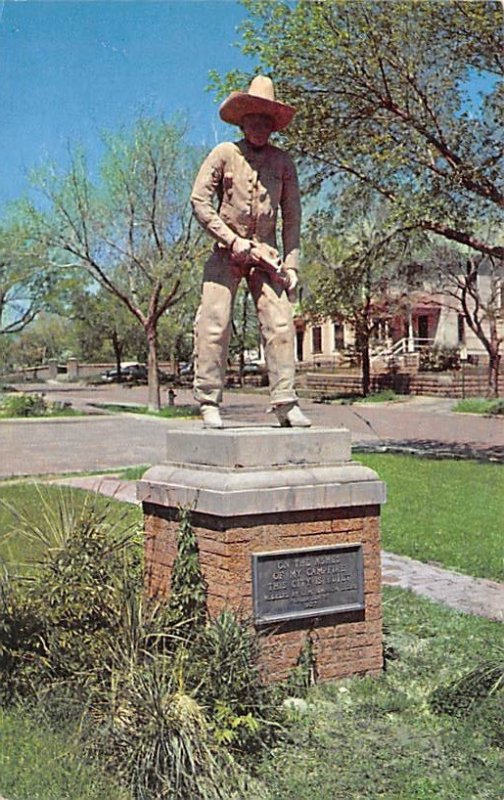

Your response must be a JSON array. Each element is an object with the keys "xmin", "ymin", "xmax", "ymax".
[
  {"xmin": 274, "ymin": 401, "xmax": 311, "ymax": 428},
  {"xmin": 200, "ymin": 403, "xmax": 223, "ymax": 429}
]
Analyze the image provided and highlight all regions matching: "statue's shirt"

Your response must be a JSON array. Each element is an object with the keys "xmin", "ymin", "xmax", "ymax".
[{"xmin": 190, "ymin": 139, "xmax": 301, "ymax": 272}]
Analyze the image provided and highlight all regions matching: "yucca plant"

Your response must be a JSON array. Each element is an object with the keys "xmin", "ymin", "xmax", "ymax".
[
  {"xmin": 0, "ymin": 490, "xmax": 282, "ymax": 798},
  {"xmin": 100, "ymin": 659, "xmax": 246, "ymax": 800},
  {"xmin": 0, "ymin": 487, "xmax": 143, "ymax": 702},
  {"xmin": 430, "ymin": 651, "xmax": 504, "ymax": 716}
]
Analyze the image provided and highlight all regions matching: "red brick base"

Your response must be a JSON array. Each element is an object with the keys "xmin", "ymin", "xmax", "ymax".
[{"xmin": 144, "ymin": 503, "xmax": 383, "ymax": 683}]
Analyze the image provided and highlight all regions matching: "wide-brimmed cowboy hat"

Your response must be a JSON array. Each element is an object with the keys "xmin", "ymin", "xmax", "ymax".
[{"xmin": 219, "ymin": 75, "xmax": 296, "ymax": 131}]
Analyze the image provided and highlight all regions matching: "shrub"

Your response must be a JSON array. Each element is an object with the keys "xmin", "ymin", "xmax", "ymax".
[
  {"xmin": 285, "ymin": 633, "xmax": 318, "ymax": 698},
  {"xmin": 167, "ymin": 507, "xmax": 208, "ymax": 631},
  {"xmin": 419, "ymin": 345, "xmax": 460, "ymax": 372},
  {"xmin": 187, "ymin": 611, "xmax": 283, "ymax": 755},
  {"xmin": 488, "ymin": 398, "xmax": 504, "ymax": 415},
  {"xmin": 97, "ymin": 661, "xmax": 245, "ymax": 800},
  {"xmin": 1, "ymin": 392, "xmax": 47, "ymax": 417},
  {"xmin": 0, "ymin": 494, "xmax": 281, "ymax": 798},
  {"xmin": 0, "ymin": 490, "xmax": 142, "ymax": 703},
  {"xmin": 430, "ymin": 655, "xmax": 504, "ymax": 717}
]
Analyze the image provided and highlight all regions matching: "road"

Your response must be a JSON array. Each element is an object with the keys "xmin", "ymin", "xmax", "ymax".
[{"xmin": 0, "ymin": 382, "xmax": 502, "ymax": 477}]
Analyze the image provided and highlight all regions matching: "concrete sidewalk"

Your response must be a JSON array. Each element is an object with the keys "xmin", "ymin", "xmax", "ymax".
[
  {"xmin": 50, "ymin": 474, "xmax": 504, "ymax": 623},
  {"xmin": 1, "ymin": 385, "xmax": 503, "ymax": 478}
]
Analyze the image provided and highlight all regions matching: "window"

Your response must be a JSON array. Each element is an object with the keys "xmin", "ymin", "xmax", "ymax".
[
  {"xmin": 457, "ymin": 314, "xmax": 465, "ymax": 344},
  {"xmin": 418, "ymin": 315, "xmax": 429, "ymax": 342},
  {"xmin": 296, "ymin": 330, "xmax": 304, "ymax": 362},
  {"xmin": 312, "ymin": 326, "xmax": 322, "ymax": 354},
  {"xmin": 333, "ymin": 322, "xmax": 344, "ymax": 350}
]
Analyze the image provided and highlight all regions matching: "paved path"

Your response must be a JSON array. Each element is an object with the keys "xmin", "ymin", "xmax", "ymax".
[
  {"xmin": 3, "ymin": 383, "xmax": 503, "ymax": 621},
  {"xmin": 382, "ymin": 552, "xmax": 503, "ymax": 622},
  {"xmin": 1, "ymin": 384, "xmax": 503, "ymax": 477},
  {"xmin": 49, "ymin": 474, "xmax": 504, "ymax": 623}
]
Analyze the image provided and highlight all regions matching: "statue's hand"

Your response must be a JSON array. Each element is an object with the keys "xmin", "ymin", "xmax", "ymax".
[
  {"xmin": 285, "ymin": 269, "xmax": 298, "ymax": 291},
  {"xmin": 231, "ymin": 236, "xmax": 253, "ymax": 264}
]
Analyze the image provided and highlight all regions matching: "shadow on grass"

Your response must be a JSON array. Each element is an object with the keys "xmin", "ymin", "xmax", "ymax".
[{"xmin": 354, "ymin": 438, "xmax": 504, "ymax": 463}]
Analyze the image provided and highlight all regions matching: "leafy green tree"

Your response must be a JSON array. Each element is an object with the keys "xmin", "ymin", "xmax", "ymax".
[
  {"xmin": 302, "ymin": 202, "xmax": 421, "ymax": 394},
  {"xmin": 431, "ymin": 245, "xmax": 503, "ymax": 396},
  {"xmin": 67, "ymin": 284, "xmax": 145, "ymax": 378},
  {"xmin": 28, "ymin": 118, "xmax": 204, "ymax": 409},
  {"xmin": 0, "ymin": 216, "xmax": 53, "ymax": 336},
  {"xmin": 213, "ymin": 0, "xmax": 503, "ymax": 259},
  {"xmin": 7, "ymin": 312, "xmax": 77, "ymax": 368}
]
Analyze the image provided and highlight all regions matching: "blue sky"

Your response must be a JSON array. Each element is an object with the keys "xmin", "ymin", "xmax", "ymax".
[
  {"xmin": 0, "ymin": 1, "xmax": 497, "ymax": 216},
  {"xmin": 0, "ymin": 0, "xmax": 255, "ymax": 211}
]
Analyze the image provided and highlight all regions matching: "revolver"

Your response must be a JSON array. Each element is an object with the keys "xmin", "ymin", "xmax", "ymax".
[{"xmin": 247, "ymin": 241, "xmax": 291, "ymax": 290}]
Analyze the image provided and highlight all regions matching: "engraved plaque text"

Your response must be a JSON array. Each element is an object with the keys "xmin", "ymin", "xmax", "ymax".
[{"xmin": 252, "ymin": 543, "xmax": 364, "ymax": 624}]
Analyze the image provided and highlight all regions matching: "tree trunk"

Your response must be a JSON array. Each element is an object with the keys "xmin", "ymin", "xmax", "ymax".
[
  {"xmin": 361, "ymin": 339, "xmax": 371, "ymax": 397},
  {"xmin": 238, "ymin": 289, "xmax": 249, "ymax": 387},
  {"xmin": 488, "ymin": 351, "xmax": 501, "ymax": 398},
  {"xmin": 146, "ymin": 323, "xmax": 160, "ymax": 411},
  {"xmin": 112, "ymin": 331, "xmax": 123, "ymax": 383}
]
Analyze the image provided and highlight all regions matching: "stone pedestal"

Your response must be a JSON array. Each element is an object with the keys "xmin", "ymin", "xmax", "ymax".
[{"xmin": 137, "ymin": 427, "xmax": 386, "ymax": 683}]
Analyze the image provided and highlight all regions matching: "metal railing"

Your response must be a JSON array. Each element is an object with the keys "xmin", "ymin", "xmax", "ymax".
[{"xmin": 370, "ymin": 337, "xmax": 434, "ymax": 362}]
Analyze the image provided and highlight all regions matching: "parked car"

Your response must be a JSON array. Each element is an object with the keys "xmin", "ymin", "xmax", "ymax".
[
  {"xmin": 241, "ymin": 361, "xmax": 266, "ymax": 376},
  {"xmin": 177, "ymin": 360, "xmax": 194, "ymax": 385},
  {"xmin": 179, "ymin": 360, "xmax": 194, "ymax": 377},
  {"xmin": 101, "ymin": 362, "xmax": 148, "ymax": 383}
]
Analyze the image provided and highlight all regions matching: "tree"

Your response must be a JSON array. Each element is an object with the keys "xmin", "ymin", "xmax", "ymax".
[
  {"xmin": 6, "ymin": 312, "xmax": 76, "ymax": 368},
  {"xmin": 212, "ymin": 0, "xmax": 503, "ymax": 259},
  {"xmin": 0, "ymin": 216, "xmax": 53, "ymax": 336},
  {"xmin": 302, "ymin": 203, "xmax": 421, "ymax": 395},
  {"xmin": 229, "ymin": 285, "xmax": 260, "ymax": 384},
  {"xmin": 432, "ymin": 246, "xmax": 503, "ymax": 397},
  {"xmin": 29, "ymin": 118, "xmax": 204, "ymax": 409},
  {"xmin": 68, "ymin": 284, "xmax": 145, "ymax": 378}
]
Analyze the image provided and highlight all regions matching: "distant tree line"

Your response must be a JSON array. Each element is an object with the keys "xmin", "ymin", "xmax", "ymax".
[{"xmin": 1, "ymin": 1, "xmax": 502, "ymax": 397}]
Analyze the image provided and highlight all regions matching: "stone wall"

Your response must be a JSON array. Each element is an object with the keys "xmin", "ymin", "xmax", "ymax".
[{"xmin": 304, "ymin": 369, "xmax": 503, "ymax": 398}]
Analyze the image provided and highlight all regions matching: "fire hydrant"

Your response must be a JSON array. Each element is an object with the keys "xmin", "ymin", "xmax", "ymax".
[{"xmin": 167, "ymin": 388, "xmax": 176, "ymax": 407}]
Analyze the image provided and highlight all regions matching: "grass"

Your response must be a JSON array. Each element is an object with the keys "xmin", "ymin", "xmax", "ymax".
[
  {"xmin": 0, "ymin": 483, "xmax": 142, "ymax": 569},
  {"xmin": 0, "ymin": 707, "xmax": 129, "ymax": 800},
  {"xmin": 99, "ymin": 402, "xmax": 200, "ymax": 418},
  {"xmin": 0, "ymin": 392, "xmax": 85, "ymax": 419},
  {"xmin": 453, "ymin": 397, "xmax": 504, "ymax": 415},
  {"xmin": 312, "ymin": 391, "xmax": 402, "ymax": 405},
  {"xmin": 117, "ymin": 464, "xmax": 150, "ymax": 480},
  {"xmin": 260, "ymin": 587, "xmax": 503, "ymax": 800},
  {"xmin": 356, "ymin": 453, "xmax": 504, "ymax": 581},
  {"xmin": 356, "ymin": 389, "xmax": 400, "ymax": 403},
  {"xmin": 0, "ymin": 406, "xmax": 84, "ymax": 419},
  {"xmin": 0, "ymin": 481, "xmax": 502, "ymax": 799}
]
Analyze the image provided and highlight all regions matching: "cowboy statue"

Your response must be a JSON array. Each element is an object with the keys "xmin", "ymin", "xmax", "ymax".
[{"xmin": 190, "ymin": 75, "xmax": 311, "ymax": 429}]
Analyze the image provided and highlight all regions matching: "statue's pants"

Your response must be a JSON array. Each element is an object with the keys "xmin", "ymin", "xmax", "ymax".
[{"xmin": 193, "ymin": 249, "xmax": 297, "ymax": 406}]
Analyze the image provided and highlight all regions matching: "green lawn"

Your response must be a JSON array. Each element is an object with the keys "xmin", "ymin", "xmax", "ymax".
[
  {"xmin": 0, "ymin": 406, "xmax": 84, "ymax": 419},
  {"xmin": 0, "ymin": 480, "xmax": 502, "ymax": 800},
  {"xmin": 260, "ymin": 587, "xmax": 503, "ymax": 800},
  {"xmin": 0, "ymin": 483, "xmax": 142, "ymax": 569},
  {"xmin": 0, "ymin": 707, "xmax": 128, "ymax": 800},
  {"xmin": 356, "ymin": 453, "xmax": 503, "ymax": 581},
  {"xmin": 99, "ymin": 402, "xmax": 199, "ymax": 418},
  {"xmin": 453, "ymin": 397, "xmax": 504, "ymax": 415}
]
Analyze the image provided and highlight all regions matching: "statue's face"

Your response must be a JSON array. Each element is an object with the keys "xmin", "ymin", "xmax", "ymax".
[{"xmin": 241, "ymin": 113, "xmax": 274, "ymax": 148}]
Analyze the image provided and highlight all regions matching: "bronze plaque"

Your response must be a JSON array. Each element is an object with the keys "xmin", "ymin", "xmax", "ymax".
[{"xmin": 252, "ymin": 543, "xmax": 364, "ymax": 625}]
